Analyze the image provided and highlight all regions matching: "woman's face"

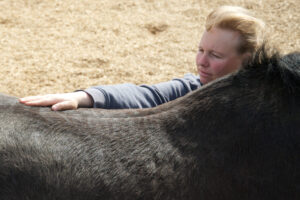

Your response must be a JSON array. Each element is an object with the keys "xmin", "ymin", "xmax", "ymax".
[{"xmin": 196, "ymin": 27, "xmax": 247, "ymax": 84}]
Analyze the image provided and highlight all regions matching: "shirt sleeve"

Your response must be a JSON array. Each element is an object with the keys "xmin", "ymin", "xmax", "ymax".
[{"xmin": 84, "ymin": 73, "xmax": 201, "ymax": 109}]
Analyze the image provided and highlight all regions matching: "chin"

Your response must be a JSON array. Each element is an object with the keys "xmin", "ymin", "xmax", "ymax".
[{"xmin": 200, "ymin": 78, "xmax": 209, "ymax": 85}]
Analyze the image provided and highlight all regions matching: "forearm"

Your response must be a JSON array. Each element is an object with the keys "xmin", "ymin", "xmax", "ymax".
[{"xmin": 84, "ymin": 84, "xmax": 160, "ymax": 109}]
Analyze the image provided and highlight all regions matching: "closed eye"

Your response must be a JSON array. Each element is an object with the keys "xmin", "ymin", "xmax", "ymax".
[{"xmin": 211, "ymin": 52, "xmax": 223, "ymax": 59}]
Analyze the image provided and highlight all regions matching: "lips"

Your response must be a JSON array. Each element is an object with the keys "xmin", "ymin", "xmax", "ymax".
[{"xmin": 199, "ymin": 69, "xmax": 211, "ymax": 78}]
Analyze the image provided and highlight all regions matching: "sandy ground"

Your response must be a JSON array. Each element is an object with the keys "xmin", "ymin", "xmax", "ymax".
[{"xmin": 0, "ymin": 0, "xmax": 299, "ymax": 97}]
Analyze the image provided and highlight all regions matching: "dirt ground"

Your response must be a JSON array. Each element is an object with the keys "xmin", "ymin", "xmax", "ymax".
[{"xmin": 0, "ymin": 0, "xmax": 299, "ymax": 97}]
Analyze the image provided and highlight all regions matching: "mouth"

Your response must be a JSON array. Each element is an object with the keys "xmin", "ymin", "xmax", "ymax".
[{"xmin": 199, "ymin": 69, "xmax": 211, "ymax": 78}]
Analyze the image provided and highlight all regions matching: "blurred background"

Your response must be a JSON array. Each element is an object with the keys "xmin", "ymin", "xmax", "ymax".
[{"xmin": 0, "ymin": 0, "xmax": 299, "ymax": 97}]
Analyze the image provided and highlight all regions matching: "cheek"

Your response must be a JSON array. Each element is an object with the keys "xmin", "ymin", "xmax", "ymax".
[
  {"xmin": 211, "ymin": 58, "xmax": 241, "ymax": 77},
  {"xmin": 209, "ymin": 60, "xmax": 228, "ymax": 75}
]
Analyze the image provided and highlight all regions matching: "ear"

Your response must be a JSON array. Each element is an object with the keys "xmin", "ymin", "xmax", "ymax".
[
  {"xmin": 241, "ymin": 52, "xmax": 252, "ymax": 65},
  {"xmin": 243, "ymin": 52, "xmax": 252, "ymax": 60}
]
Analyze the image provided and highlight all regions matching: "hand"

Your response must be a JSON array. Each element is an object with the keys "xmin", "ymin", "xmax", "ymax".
[{"xmin": 19, "ymin": 91, "xmax": 93, "ymax": 111}]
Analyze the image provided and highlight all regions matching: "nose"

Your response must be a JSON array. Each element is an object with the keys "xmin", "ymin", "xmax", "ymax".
[{"xmin": 196, "ymin": 51, "xmax": 209, "ymax": 68}]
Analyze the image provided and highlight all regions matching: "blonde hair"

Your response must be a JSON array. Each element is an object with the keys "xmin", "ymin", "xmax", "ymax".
[{"xmin": 206, "ymin": 6, "xmax": 265, "ymax": 54}]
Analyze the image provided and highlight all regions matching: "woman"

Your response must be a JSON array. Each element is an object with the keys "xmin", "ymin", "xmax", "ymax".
[{"xmin": 19, "ymin": 6, "xmax": 265, "ymax": 111}]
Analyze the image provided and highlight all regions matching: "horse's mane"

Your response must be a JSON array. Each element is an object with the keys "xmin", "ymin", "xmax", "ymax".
[{"xmin": 243, "ymin": 44, "xmax": 300, "ymax": 94}]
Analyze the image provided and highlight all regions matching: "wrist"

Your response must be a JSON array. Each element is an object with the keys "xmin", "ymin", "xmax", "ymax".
[{"xmin": 73, "ymin": 91, "xmax": 93, "ymax": 108}]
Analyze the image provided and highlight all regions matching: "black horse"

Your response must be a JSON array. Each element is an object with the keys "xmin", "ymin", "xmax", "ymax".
[{"xmin": 0, "ymin": 47, "xmax": 299, "ymax": 200}]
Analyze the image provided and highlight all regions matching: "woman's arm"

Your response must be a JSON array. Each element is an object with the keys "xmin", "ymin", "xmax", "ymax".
[{"xmin": 19, "ymin": 74, "xmax": 201, "ymax": 110}]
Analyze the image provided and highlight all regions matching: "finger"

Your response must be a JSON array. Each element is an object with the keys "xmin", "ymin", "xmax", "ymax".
[
  {"xmin": 51, "ymin": 101, "xmax": 77, "ymax": 111},
  {"xmin": 19, "ymin": 94, "xmax": 58, "ymax": 103},
  {"xmin": 19, "ymin": 95, "xmax": 46, "ymax": 103},
  {"xmin": 22, "ymin": 98, "xmax": 61, "ymax": 107}
]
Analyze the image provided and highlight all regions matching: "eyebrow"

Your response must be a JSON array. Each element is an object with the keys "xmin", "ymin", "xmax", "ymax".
[{"xmin": 198, "ymin": 44, "xmax": 227, "ymax": 56}]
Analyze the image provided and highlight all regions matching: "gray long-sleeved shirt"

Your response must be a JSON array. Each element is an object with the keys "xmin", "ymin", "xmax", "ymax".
[{"xmin": 84, "ymin": 73, "xmax": 202, "ymax": 109}]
